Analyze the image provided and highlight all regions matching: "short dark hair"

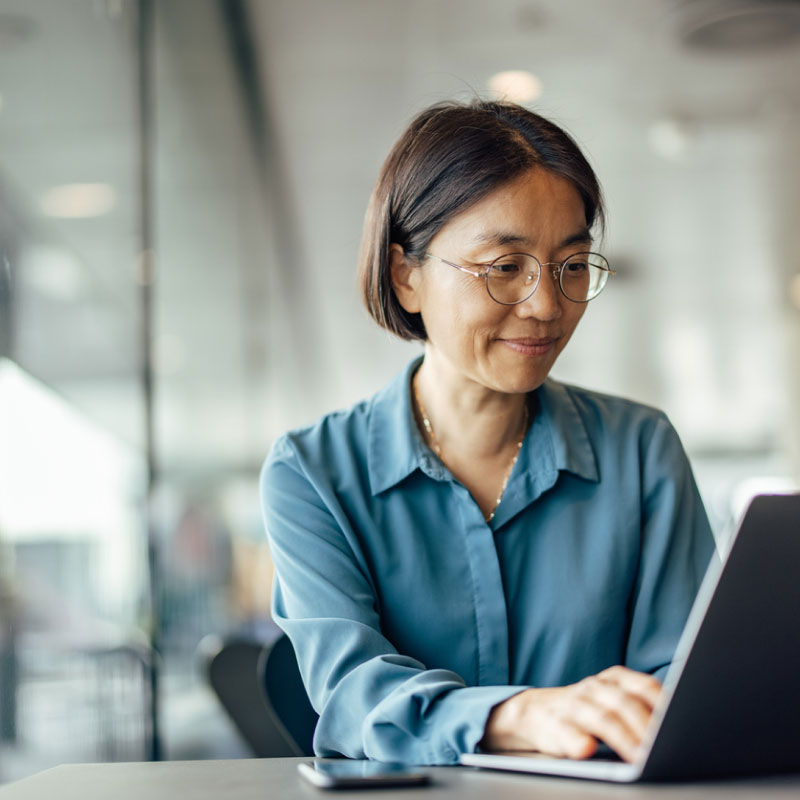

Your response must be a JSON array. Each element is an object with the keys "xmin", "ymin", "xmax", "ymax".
[{"xmin": 358, "ymin": 99, "xmax": 605, "ymax": 341}]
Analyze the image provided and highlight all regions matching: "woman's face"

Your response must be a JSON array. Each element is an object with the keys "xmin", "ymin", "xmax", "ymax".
[{"xmin": 393, "ymin": 167, "xmax": 592, "ymax": 395}]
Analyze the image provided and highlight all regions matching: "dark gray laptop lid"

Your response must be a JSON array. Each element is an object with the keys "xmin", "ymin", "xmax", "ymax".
[{"xmin": 641, "ymin": 493, "xmax": 800, "ymax": 780}]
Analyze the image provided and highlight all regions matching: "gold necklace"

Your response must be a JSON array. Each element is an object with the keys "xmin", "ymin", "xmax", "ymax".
[{"xmin": 413, "ymin": 373, "xmax": 529, "ymax": 523}]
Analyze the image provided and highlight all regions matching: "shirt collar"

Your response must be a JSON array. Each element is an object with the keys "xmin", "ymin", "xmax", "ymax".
[
  {"xmin": 367, "ymin": 357, "xmax": 599, "ymax": 496},
  {"xmin": 367, "ymin": 356, "xmax": 428, "ymax": 496},
  {"xmin": 533, "ymin": 378, "xmax": 599, "ymax": 483}
]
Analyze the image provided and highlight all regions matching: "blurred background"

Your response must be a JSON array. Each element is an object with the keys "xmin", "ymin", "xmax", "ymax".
[{"xmin": 0, "ymin": 0, "xmax": 798, "ymax": 783}]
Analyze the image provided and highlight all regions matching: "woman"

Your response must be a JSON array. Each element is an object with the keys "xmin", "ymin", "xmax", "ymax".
[{"xmin": 260, "ymin": 100, "xmax": 715, "ymax": 765}]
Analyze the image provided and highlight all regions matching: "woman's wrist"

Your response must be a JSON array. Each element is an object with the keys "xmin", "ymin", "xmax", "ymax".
[{"xmin": 479, "ymin": 688, "xmax": 537, "ymax": 751}]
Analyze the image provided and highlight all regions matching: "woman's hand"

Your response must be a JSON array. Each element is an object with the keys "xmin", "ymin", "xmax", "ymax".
[{"xmin": 480, "ymin": 666, "xmax": 663, "ymax": 763}]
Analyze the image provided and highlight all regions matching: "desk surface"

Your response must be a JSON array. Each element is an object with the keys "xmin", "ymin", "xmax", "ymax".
[{"xmin": 2, "ymin": 758, "xmax": 799, "ymax": 800}]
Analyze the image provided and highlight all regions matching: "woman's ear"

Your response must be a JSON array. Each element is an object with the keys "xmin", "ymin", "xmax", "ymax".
[{"xmin": 389, "ymin": 243, "xmax": 422, "ymax": 314}]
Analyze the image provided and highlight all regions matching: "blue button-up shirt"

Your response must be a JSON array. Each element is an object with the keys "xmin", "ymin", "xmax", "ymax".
[{"xmin": 260, "ymin": 357, "xmax": 715, "ymax": 765}]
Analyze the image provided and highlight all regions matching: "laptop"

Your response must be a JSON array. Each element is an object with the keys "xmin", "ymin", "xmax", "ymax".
[{"xmin": 461, "ymin": 493, "xmax": 800, "ymax": 782}]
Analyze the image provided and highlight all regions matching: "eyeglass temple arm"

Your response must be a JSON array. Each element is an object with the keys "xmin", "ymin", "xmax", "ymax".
[{"xmin": 424, "ymin": 253, "xmax": 485, "ymax": 278}]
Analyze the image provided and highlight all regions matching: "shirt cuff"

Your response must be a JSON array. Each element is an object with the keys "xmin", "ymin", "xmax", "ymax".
[{"xmin": 432, "ymin": 684, "xmax": 530, "ymax": 762}]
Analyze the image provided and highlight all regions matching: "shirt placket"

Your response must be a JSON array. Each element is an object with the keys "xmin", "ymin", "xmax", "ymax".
[
  {"xmin": 451, "ymin": 481, "xmax": 511, "ymax": 687},
  {"xmin": 415, "ymin": 451, "xmax": 510, "ymax": 687}
]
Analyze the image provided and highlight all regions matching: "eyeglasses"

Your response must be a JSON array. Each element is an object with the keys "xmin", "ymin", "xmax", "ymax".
[{"xmin": 424, "ymin": 251, "xmax": 615, "ymax": 304}]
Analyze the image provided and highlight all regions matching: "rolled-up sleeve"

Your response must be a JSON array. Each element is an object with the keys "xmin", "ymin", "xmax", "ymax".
[
  {"xmin": 624, "ymin": 415, "xmax": 717, "ymax": 681},
  {"xmin": 260, "ymin": 438, "xmax": 523, "ymax": 765}
]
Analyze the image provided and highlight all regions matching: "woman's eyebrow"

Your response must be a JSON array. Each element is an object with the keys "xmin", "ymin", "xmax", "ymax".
[
  {"xmin": 469, "ymin": 231, "xmax": 531, "ymax": 247},
  {"xmin": 469, "ymin": 227, "xmax": 593, "ymax": 249},
  {"xmin": 561, "ymin": 227, "xmax": 593, "ymax": 247}
]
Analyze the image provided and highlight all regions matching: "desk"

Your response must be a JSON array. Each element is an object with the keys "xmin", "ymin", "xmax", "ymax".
[{"xmin": 1, "ymin": 758, "xmax": 799, "ymax": 800}]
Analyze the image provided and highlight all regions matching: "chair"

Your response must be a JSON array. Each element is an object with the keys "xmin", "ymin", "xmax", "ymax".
[
  {"xmin": 202, "ymin": 635, "xmax": 298, "ymax": 757},
  {"xmin": 257, "ymin": 633, "xmax": 318, "ymax": 757}
]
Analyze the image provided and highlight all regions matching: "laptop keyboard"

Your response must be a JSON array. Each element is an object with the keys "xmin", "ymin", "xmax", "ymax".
[{"xmin": 588, "ymin": 743, "xmax": 624, "ymax": 762}]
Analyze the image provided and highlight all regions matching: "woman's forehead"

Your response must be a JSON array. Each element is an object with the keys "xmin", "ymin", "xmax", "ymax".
[{"xmin": 434, "ymin": 170, "xmax": 589, "ymax": 251}]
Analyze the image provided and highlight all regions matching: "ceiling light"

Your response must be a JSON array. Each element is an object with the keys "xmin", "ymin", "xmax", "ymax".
[
  {"xmin": 648, "ymin": 119, "xmax": 693, "ymax": 161},
  {"xmin": 488, "ymin": 71, "xmax": 543, "ymax": 104},
  {"xmin": 40, "ymin": 183, "xmax": 115, "ymax": 219}
]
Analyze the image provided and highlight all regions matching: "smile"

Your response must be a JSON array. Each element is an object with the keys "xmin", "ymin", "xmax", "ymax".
[{"xmin": 499, "ymin": 337, "xmax": 558, "ymax": 356}]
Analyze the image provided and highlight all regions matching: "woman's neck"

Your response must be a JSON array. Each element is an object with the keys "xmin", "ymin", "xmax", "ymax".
[{"xmin": 414, "ymin": 349, "xmax": 530, "ymax": 462}]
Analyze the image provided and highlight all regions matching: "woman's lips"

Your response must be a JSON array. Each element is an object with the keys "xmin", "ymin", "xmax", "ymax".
[{"xmin": 500, "ymin": 337, "xmax": 559, "ymax": 356}]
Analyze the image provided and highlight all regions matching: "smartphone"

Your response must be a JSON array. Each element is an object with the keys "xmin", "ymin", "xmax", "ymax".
[{"xmin": 297, "ymin": 760, "xmax": 431, "ymax": 789}]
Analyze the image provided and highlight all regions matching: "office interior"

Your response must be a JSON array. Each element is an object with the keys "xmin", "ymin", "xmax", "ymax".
[{"xmin": 0, "ymin": 0, "xmax": 799, "ymax": 785}]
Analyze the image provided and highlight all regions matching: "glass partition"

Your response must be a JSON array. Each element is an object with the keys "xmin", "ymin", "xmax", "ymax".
[
  {"xmin": 1, "ymin": 0, "xmax": 280, "ymax": 781},
  {"xmin": 0, "ymin": 0, "xmax": 149, "ymax": 780}
]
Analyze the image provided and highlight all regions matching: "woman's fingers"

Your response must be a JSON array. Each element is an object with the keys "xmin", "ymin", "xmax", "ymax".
[
  {"xmin": 568, "ymin": 669, "xmax": 663, "ymax": 762},
  {"xmin": 552, "ymin": 719, "xmax": 598, "ymax": 760},
  {"xmin": 565, "ymin": 693, "xmax": 641, "ymax": 762},
  {"xmin": 597, "ymin": 665, "xmax": 662, "ymax": 709},
  {"xmin": 537, "ymin": 669, "xmax": 663, "ymax": 762},
  {"xmin": 578, "ymin": 675, "xmax": 654, "ymax": 741},
  {"xmin": 480, "ymin": 667, "xmax": 664, "ymax": 762}
]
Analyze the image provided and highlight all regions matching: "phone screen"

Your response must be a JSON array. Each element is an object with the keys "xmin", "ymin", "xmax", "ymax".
[{"xmin": 297, "ymin": 760, "xmax": 430, "ymax": 789}]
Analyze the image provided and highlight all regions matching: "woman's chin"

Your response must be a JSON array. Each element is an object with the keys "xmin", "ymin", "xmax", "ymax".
[
  {"xmin": 489, "ymin": 370, "xmax": 553, "ymax": 396},
  {"xmin": 491, "ymin": 357, "xmax": 558, "ymax": 394}
]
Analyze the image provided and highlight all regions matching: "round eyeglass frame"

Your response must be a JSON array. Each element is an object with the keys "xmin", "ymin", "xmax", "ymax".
[{"xmin": 423, "ymin": 251, "xmax": 615, "ymax": 305}]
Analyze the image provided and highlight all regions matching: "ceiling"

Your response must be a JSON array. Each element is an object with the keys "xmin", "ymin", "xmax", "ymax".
[{"xmin": 1, "ymin": 0, "xmax": 799, "ymax": 484}]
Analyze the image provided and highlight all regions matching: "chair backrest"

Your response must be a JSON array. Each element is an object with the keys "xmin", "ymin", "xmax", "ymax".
[
  {"xmin": 202, "ymin": 635, "xmax": 299, "ymax": 757},
  {"xmin": 258, "ymin": 633, "xmax": 318, "ymax": 757}
]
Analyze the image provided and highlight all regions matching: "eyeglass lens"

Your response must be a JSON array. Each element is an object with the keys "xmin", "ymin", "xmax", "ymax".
[{"xmin": 486, "ymin": 253, "xmax": 611, "ymax": 304}]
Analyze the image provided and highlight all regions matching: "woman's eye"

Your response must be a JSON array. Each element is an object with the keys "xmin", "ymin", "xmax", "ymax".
[
  {"xmin": 490, "ymin": 262, "xmax": 521, "ymax": 275},
  {"xmin": 564, "ymin": 260, "xmax": 588, "ymax": 273}
]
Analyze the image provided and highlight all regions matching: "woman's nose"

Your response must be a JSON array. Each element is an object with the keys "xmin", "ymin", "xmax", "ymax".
[{"xmin": 514, "ymin": 269, "xmax": 563, "ymax": 321}]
